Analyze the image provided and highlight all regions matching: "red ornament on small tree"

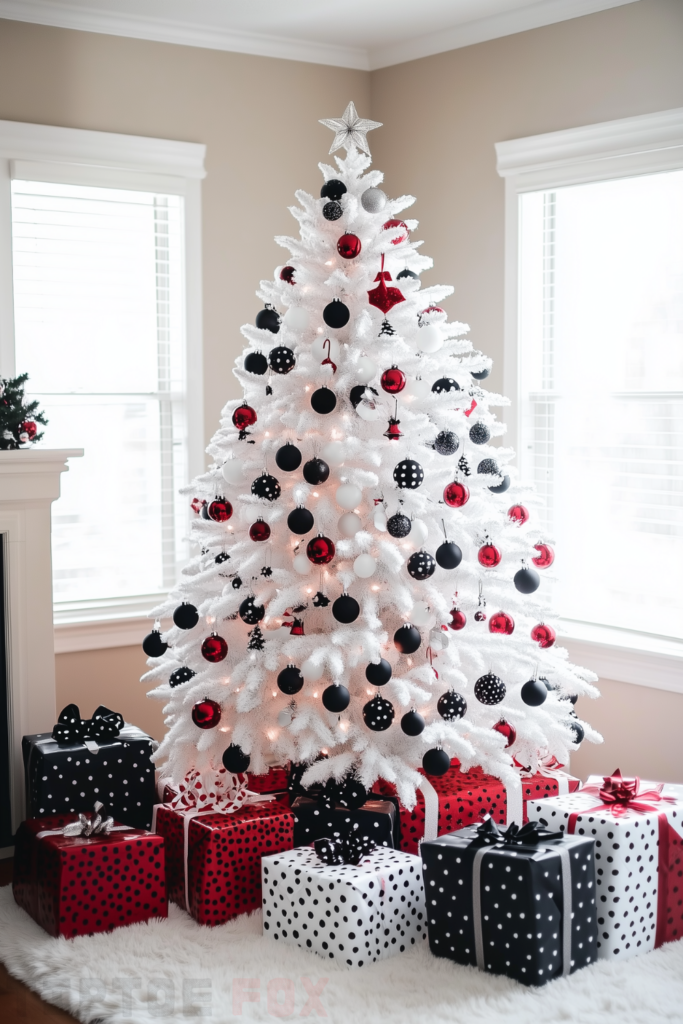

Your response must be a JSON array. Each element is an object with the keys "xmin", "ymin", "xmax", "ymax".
[
  {"xmin": 232, "ymin": 404, "xmax": 257, "ymax": 430},
  {"xmin": 201, "ymin": 634, "xmax": 228, "ymax": 662},
  {"xmin": 449, "ymin": 607, "xmax": 466, "ymax": 631},
  {"xmin": 192, "ymin": 699, "xmax": 222, "ymax": 729},
  {"xmin": 382, "ymin": 219, "xmax": 408, "ymax": 245},
  {"xmin": 533, "ymin": 543, "xmax": 555, "ymax": 568},
  {"xmin": 493, "ymin": 719, "xmax": 516, "ymax": 747},
  {"xmin": 337, "ymin": 233, "xmax": 362, "ymax": 259},
  {"xmin": 381, "ymin": 367, "xmax": 406, "ymax": 394},
  {"xmin": 249, "ymin": 519, "xmax": 271, "ymax": 542},
  {"xmin": 478, "ymin": 543, "xmax": 501, "ymax": 568},
  {"xmin": 306, "ymin": 535, "xmax": 335, "ymax": 565},
  {"xmin": 489, "ymin": 611, "xmax": 515, "ymax": 635},
  {"xmin": 280, "ymin": 266, "xmax": 295, "ymax": 284},
  {"xmin": 208, "ymin": 498, "xmax": 233, "ymax": 523},
  {"xmin": 531, "ymin": 623, "xmax": 556, "ymax": 648},
  {"xmin": 508, "ymin": 505, "xmax": 529, "ymax": 525},
  {"xmin": 443, "ymin": 481, "xmax": 469, "ymax": 508}
]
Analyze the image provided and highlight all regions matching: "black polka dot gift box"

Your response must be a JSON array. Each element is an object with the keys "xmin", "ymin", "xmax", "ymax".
[
  {"xmin": 530, "ymin": 769, "xmax": 683, "ymax": 962},
  {"xmin": 22, "ymin": 704, "xmax": 157, "ymax": 831},
  {"xmin": 421, "ymin": 817, "xmax": 598, "ymax": 986},
  {"xmin": 12, "ymin": 804, "xmax": 167, "ymax": 938},
  {"xmin": 262, "ymin": 843, "xmax": 427, "ymax": 967},
  {"xmin": 291, "ymin": 795, "xmax": 398, "ymax": 850}
]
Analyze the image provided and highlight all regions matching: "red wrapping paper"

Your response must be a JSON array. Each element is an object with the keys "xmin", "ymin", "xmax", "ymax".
[
  {"xmin": 246, "ymin": 765, "xmax": 289, "ymax": 795},
  {"xmin": 12, "ymin": 815, "xmax": 167, "ymax": 938}
]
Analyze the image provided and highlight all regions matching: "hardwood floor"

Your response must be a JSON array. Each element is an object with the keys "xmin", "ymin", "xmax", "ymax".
[{"xmin": 0, "ymin": 860, "xmax": 77, "ymax": 1023}]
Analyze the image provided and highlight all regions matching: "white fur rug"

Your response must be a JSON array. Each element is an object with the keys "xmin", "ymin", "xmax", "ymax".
[{"xmin": 1, "ymin": 886, "xmax": 682, "ymax": 1024}]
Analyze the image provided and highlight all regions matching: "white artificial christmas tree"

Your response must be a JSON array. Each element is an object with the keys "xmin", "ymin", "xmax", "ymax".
[{"xmin": 144, "ymin": 103, "xmax": 600, "ymax": 809}]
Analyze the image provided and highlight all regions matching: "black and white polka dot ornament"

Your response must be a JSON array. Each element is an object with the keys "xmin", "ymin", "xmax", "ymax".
[
  {"xmin": 310, "ymin": 386, "xmax": 337, "ymax": 414},
  {"xmin": 393, "ymin": 458, "xmax": 424, "ymax": 489},
  {"xmin": 322, "ymin": 683, "xmax": 350, "ymax": 713},
  {"xmin": 222, "ymin": 743, "xmax": 250, "ymax": 773},
  {"xmin": 474, "ymin": 673, "xmax": 506, "ymax": 705},
  {"xmin": 332, "ymin": 593, "xmax": 360, "ymax": 623},
  {"xmin": 423, "ymin": 747, "xmax": 450, "ymax": 776},
  {"xmin": 387, "ymin": 512, "xmax": 411, "ymax": 538},
  {"xmin": 401, "ymin": 709, "xmax": 425, "ymax": 735},
  {"xmin": 244, "ymin": 350, "xmax": 268, "ymax": 375},
  {"xmin": 239, "ymin": 595, "xmax": 265, "ymax": 625},
  {"xmin": 394, "ymin": 623, "xmax": 421, "ymax": 654},
  {"xmin": 433, "ymin": 430, "xmax": 459, "ymax": 456},
  {"xmin": 407, "ymin": 550, "xmax": 436, "ymax": 580},
  {"xmin": 363, "ymin": 694, "xmax": 395, "ymax": 731},
  {"xmin": 275, "ymin": 443, "xmax": 302, "ymax": 472},
  {"xmin": 469, "ymin": 422, "xmax": 491, "ymax": 445},
  {"xmin": 169, "ymin": 666, "xmax": 195, "ymax": 687},
  {"xmin": 269, "ymin": 346, "xmax": 295, "ymax": 374},
  {"xmin": 277, "ymin": 665, "xmax": 304, "ymax": 695},
  {"xmin": 251, "ymin": 473, "xmax": 281, "ymax": 501},
  {"xmin": 173, "ymin": 603, "xmax": 199, "ymax": 629},
  {"xmin": 437, "ymin": 690, "xmax": 467, "ymax": 720},
  {"xmin": 432, "ymin": 377, "xmax": 460, "ymax": 394}
]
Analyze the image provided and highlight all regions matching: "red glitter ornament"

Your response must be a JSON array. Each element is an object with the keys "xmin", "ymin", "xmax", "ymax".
[
  {"xmin": 382, "ymin": 219, "xmax": 408, "ymax": 245},
  {"xmin": 337, "ymin": 233, "xmax": 362, "ymax": 259},
  {"xmin": 208, "ymin": 498, "xmax": 233, "ymax": 523},
  {"xmin": 306, "ymin": 535, "xmax": 335, "ymax": 565},
  {"xmin": 489, "ymin": 611, "xmax": 515, "ymax": 635},
  {"xmin": 531, "ymin": 622, "xmax": 556, "ymax": 648},
  {"xmin": 508, "ymin": 504, "xmax": 529, "ymax": 525},
  {"xmin": 201, "ymin": 634, "xmax": 228, "ymax": 662},
  {"xmin": 493, "ymin": 719, "xmax": 516, "ymax": 747},
  {"xmin": 192, "ymin": 698, "xmax": 222, "ymax": 729},
  {"xmin": 443, "ymin": 481, "xmax": 470, "ymax": 508},
  {"xmin": 449, "ymin": 608, "xmax": 466, "ymax": 631},
  {"xmin": 532, "ymin": 542, "xmax": 555, "ymax": 568},
  {"xmin": 249, "ymin": 519, "xmax": 271, "ymax": 542},
  {"xmin": 232, "ymin": 404, "xmax": 257, "ymax": 430},
  {"xmin": 368, "ymin": 256, "xmax": 405, "ymax": 314},
  {"xmin": 478, "ymin": 543, "xmax": 501, "ymax": 568},
  {"xmin": 280, "ymin": 266, "xmax": 295, "ymax": 284},
  {"xmin": 381, "ymin": 367, "xmax": 406, "ymax": 394}
]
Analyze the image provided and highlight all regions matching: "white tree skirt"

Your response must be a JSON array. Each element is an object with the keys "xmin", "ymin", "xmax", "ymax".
[{"xmin": 1, "ymin": 886, "xmax": 682, "ymax": 1024}]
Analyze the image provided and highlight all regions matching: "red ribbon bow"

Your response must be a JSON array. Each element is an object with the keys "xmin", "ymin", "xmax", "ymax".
[{"xmin": 579, "ymin": 768, "xmax": 673, "ymax": 816}]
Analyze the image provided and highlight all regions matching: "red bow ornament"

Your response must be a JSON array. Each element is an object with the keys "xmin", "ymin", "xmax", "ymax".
[{"xmin": 368, "ymin": 255, "xmax": 405, "ymax": 314}]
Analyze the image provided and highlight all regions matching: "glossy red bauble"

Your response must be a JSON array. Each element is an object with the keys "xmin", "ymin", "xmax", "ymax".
[
  {"xmin": 478, "ymin": 543, "xmax": 502, "ymax": 568},
  {"xmin": 306, "ymin": 535, "xmax": 335, "ymax": 565},
  {"xmin": 232, "ymin": 403, "xmax": 257, "ymax": 430},
  {"xmin": 383, "ymin": 219, "xmax": 408, "ymax": 245},
  {"xmin": 208, "ymin": 498, "xmax": 233, "ymax": 523},
  {"xmin": 474, "ymin": 610, "xmax": 487, "ymax": 622},
  {"xmin": 489, "ymin": 611, "xmax": 515, "ymax": 635},
  {"xmin": 20, "ymin": 420, "xmax": 37, "ymax": 439},
  {"xmin": 280, "ymin": 266, "xmax": 295, "ymax": 284},
  {"xmin": 531, "ymin": 622, "xmax": 556, "ymax": 648},
  {"xmin": 508, "ymin": 504, "xmax": 530, "ymax": 525},
  {"xmin": 533, "ymin": 543, "xmax": 555, "ymax": 568},
  {"xmin": 380, "ymin": 367, "xmax": 406, "ymax": 394},
  {"xmin": 249, "ymin": 519, "xmax": 271, "ymax": 542},
  {"xmin": 201, "ymin": 633, "xmax": 228, "ymax": 662},
  {"xmin": 449, "ymin": 608, "xmax": 467, "ymax": 631},
  {"xmin": 443, "ymin": 481, "xmax": 470, "ymax": 508},
  {"xmin": 192, "ymin": 698, "xmax": 222, "ymax": 729},
  {"xmin": 337, "ymin": 233, "xmax": 362, "ymax": 259},
  {"xmin": 493, "ymin": 719, "xmax": 516, "ymax": 748}
]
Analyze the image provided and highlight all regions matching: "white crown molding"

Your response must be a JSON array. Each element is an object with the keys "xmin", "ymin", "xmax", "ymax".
[{"xmin": 0, "ymin": 0, "xmax": 638, "ymax": 71}]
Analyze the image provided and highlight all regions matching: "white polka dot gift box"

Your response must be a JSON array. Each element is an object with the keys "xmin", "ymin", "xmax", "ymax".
[
  {"xmin": 420, "ymin": 817, "xmax": 598, "ymax": 986},
  {"xmin": 531, "ymin": 769, "xmax": 683, "ymax": 962},
  {"xmin": 262, "ymin": 838, "xmax": 427, "ymax": 967}
]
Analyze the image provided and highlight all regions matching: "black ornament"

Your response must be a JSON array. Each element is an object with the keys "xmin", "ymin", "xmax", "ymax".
[
  {"xmin": 287, "ymin": 506, "xmax": 314, "ymax": 534},
  {"xmin": 322, "ymin": 200, "xmax": 343, "ymax": 221},
  {"xmin": 277, "ymin": 665, "xmax": 304, "ymax": 695},
  {"xmin": 232, "ymin": 576, "xmax": 242, "ymax": 590},
  {"xmin": 310, "ymin": 387, "xmax": 337, "ymax": 414},
  {"xmin": 349, "ymin": 384, "xmax": 378, "ymax": 409},
  {"xmin": 239, "ymin": 595, "xmax": 265, "ymax": 625},
  {"xmin": 396, "ymin": 268, "xmax": 419, "ymax": 280},
  {"xmin": 514, "ymin": 567, "xmax": 541, "ymax": 594},
  {"xmin": 432, "ymin": 377, "xmax": 460, "ymax": 394},
  {"xmin": 477, "ymin": 458, "xmax": 500, "ymax": 476},
  {"xmin": 255, "ymin": 308, "xmax": 280, "ymax": 334},
  {"xmin": 469, "ymin": 422, "xmax": 491, "ymax": 445},
  {"xmin": 215, "ymin": 552, "xmax": 229, "ymax": 564},
  {"xmin": 474, "ymin": 673, "xmax": 506, "ymax": 705},
  {"xmin": 169, "ymin": 666, "xmax": 195, "ymax": 688},
  {"xmin": 387, "ymin": 513, "xmax": 411, "ymax": 538},
  {"xmin": 247, "ymin": 625, "xmax": 265, "ymax": 650},
  {"xmin": 244, "ymin": 351, "xmax": 268, "ymax": 375},
  {"xmin": 363, "ymin": 695, "xmax": 395, "ymax": 731},
  {"xmin": 394, "ymin": 623, "xmax": 421, "ymax": 654},
  {"xmin": 433, "ymin": 430, "xmax": 459, "ymax": 456},
  {"xmin": 458, "ymin": 455, "xmax": 471, "ymax": 477},
  {"xmin": 323, "ymin": 300, "xmax": 350, "ymax": 329},
  {"xmin": 437, "ymin": 690, "xmax": 467, "ymax": 721},
  {"xmin": 251, "ymin": 473, "xmax": 281, "ymax": 501},
  {"xmin": 540, "ymin": 676, "xmax": 555, "ymax": 691},
  {"xmin": 338, "ymin": 775, "xmax": 368, "ymax": 810},
  {"xmin": 201, "ymin": 503, "xmax": 210, "ymax": 519},
  {"xmin": 568, "ymin": 720, "xmax": 585, "ymax": 744},
  {"xmin": 393, "ymin": 459, "xmax": 424, "ymax": 489},
  {"xmin": 275, "ymin": 443, "xmax": 302, "ymax": 472},
  {"xmin": 520, "ymin": 678, "xmax": 548, "ymax": 707},
  {"xmin": 365, "ymin": 659, "xmax": 392, "ymax": 686},
  {"xmin": 173, "ymin": 603, "xmax": 199, "ymax": 630},
  {"xmin": 142, "ymin": 629, "xmax": 167, "ymax": 658},
  {"xmin": 322, "ymin": 683, "xmax": 350, "ymax": 713},
  {"xmin": 269, "ymin": 346, "xmax": 295, "ymax": 375},
  {"xmin": 422, "ymin": 748, "xmax": 451, "ymax": 776},
  {"xmin": 407, "ymin": 551, "xmax": 436, "ymax": 580},
  {"xmin": 332, "ymin": 593, "xmax": 360, "ymax": 623},
  {"xmin": 222, "ymin": 744, "xmax": 250, "ymax": 773},
  {"xmin": 471, "ymin": 367, "xmax": 490, "ymax": 380},
  {"xmin": 401, "ymin": 710, "xmax": 425, "ymax": 735},
  {"xmin": 303, "ymin": 457, "xmax": 330, "ymax": 485},
  {"xmin": 312, "ymin": 590, "xmax": 330, "ymax": 607},
  {"xmin": 435, "ymin": 541, "xmax": 462, "ymax": 570},
  {"xmin": 488, "ymin": 476, "xmax": 511, "ymax": 493},
  {"xmin": 320, "ymin": 179, "xmax": 347, "ymax": 201}
]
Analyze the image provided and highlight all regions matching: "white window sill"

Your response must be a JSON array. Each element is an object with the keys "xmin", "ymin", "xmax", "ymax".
[
  {"xmin": 54, "ymin": 595, "xmax": 169, "ymax": 654},
  {"xmin": 559, "ymin": 619, "xmax": 683, "ymax": 695}
]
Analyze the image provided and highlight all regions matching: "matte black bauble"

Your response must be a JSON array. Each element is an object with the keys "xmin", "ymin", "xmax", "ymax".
[
  {"xmin": 277, "ymin": 665, "xmax": 304, "ymax": 695},
  {"xmin": 471, "ymin": 367, "xmax": 490, "ymax": 380},
  {"xmin": 393, "ymin": 459, "xmax": 424, "ymax": 490},
  {"xmin": 433, "ymin": 430, "xmax": 459, "ymax": 456},
  {"xmin": 469, "ymin": 422, "xmax": 491, "ymax": 445},
  {"xmin": 520, "ymin": 678, "xmax": 548, "ymax": 707},
  {"xmin": 320, "ymin": 179, "xmax": 347, "ymax": 202},
  {"xmin": 363, "ymin": 695, "xmax": 395, "ymax": 732},
  {"xmin": 239, "ymin": 595, "xmax": 265, "ymax": 625},
  {"xmin": 322, "ymin": 300, "xmax": 350, "ymax": 329},
  {"xmin": 350, "ymin": 384, "xmax": 378, "ymax": 409},
  {"xmin": 244, "ymin": 351, "xmax": 268, "ymax": 375},
  {"xmin": 437, "ymin": 690, "xmax": 467, "ymax": 721},
  {"xmin": 251, "ymin": 473, "xmax": 281, "ymax": 501},
  {"xmin": 255, "ymin": 308, "xmax": 280, "ymax": 334},
  {"xmin": 514, "ymin": 567, "xmax": 541, "ymax": 594},
  {"xmin": 477, "ymin": 458, "xmax": 500, "ymax": 476},
  {"xmin": 489, "ymin": 475, "xmax": 511, "ymax": 493},
  {"xmin": 322, "ymin": 200, "xmax": 343, "ymax": 221},
  {"xmin": 303, "ymin": 457, "xmax": 330, "ymax": 485},
  {"xmin": 169, "ymin": 666, "xmax": 195, "ymax": 687},
  {"xmin": 173, "ymin": 603, "xmax": 199, "ymax": 630},
  {"xmin": 310, "ymin": 387, "xmax": 337, "ymax": 414},
  {"xmin": 422, "ymin": 748, "xmax": 451, "ymax": 776},
  {"xmin": 222, "ymin": 744, "xmax": 251, "ymax": 773},
  {"xmin": 142, "ymin": 629, "xmax": 167, "ymax": 658},
  {"xmin": 365, "ymin": 659, "xmax": 392, "ymax": 686},
  {"xmin": 393, "ymin": 623, "xmax": 421, "ymax": 654},
  {"xmin": 387, "ymin": 512, "xmax": 411, "ymax": 538},
  {"xmin": 474, "ymin": 673, "xmax": 506, "ymax": 705},
  {"xmin": 401, "ymin": 710, "xmax": 425, "ymax": 735},
  {"xmin": 275, "ymin": 443, "xmax": 302, "ymax": 472},
  {"xmin": 287, "ymin": 506, "xmax": 314, "ymax": 534},
  {"xmin": 321, "ymin": 683, "xmax": 350, "ymax": 713},
  {"xmin": 396, "ymin": 268, "xmax": 419, "ymax": 280},
  {"xmin": 435, "ymin": 541, "xmax": 462, "ymax": 570},
  {"xmin": 407, "ymin": 550, "xmax": 436, "ymax": 580},
  {"xmin": 269, "ymin": 346, "xmax": 295, "ymax": 374},
  {"xmin": 568, "ymin": 720, "xmax": 585, "ymax": 744},
  {"xmin": 332, "ymin": 593, "xmax": 360, "ymax": 623},
  {"xmin": 432, "ymin": 377, "xmax": 460, "ymax": 394}
]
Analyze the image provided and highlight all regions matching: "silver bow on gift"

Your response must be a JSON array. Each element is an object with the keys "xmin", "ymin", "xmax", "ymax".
[{"xmin": 36, "ymin": 801, "xmax": 134, "ymax": 841}]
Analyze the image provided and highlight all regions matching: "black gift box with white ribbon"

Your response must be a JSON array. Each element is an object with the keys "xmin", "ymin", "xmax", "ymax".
[{"xmin": 420, "ymin": 819, "xmax": 598, "ymax": 986}]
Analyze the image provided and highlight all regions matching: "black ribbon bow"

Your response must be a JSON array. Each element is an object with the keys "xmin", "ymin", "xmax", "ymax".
[
  {"xmin": 288, "ymin": 761, "xmax": 368, "ymax": 812},
  {"xmin": 473, "ymin": 816, "xmax": 564, "ymax": 847},
  {"xmin": 52, "ymin": 704, "xmax": 124, "ymax": 746},
  {"xmin": 314, "ymin": 827, "xmax": 376, "ymax": 866}
]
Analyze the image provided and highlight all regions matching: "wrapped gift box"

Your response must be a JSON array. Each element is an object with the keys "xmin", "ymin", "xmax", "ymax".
[
  {"xmin": 154, "ymin": 795, "xmax": 294, "ymax": 926},
  {"xmin": 291, "ymin": 795, "xmax": 398, "ymax": 849},
  {"xmin": 421, "ymin": 819, "xmax": 598, "ymax": 986},
  {"xmin": 13, "ymin": 812, "xmax": 167, "ymax": 938},
  {"xmin": 247, "ymin": 765, "xmax": 289, "ymax": 795},
  {"xmin": 531, "ymin": 771, "xmax": 683, "ymax": 961},
  {"xmin": 262, "ymin": 845, "xmax": 426, "ymax": 967}
]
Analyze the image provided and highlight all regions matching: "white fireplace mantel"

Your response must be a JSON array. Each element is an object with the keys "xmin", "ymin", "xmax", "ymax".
[{"xmin": 0, "ymin": 448, "xmax": 83, "ymax": 839}]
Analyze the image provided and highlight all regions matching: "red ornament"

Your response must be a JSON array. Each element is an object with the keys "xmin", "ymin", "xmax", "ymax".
[
  {"xmin": 493, "ymin": 719, "xmax": 516, "ymax": 748},
  {"xmin": 533, "ymin": 543, "xmax": 555, "ymax": 568},
  {"xmin": 443, "ymin": 481, "xmax": 470, "ymax": 508},
  {"xmin": 381, "ymin": 367, "xmax": 406, "ymax": 394},
  {"xmin": 508, "ymin": 505, "xmax": 529, "ymax": 525},
  {"xmin": 191, "ymin": 497, "xmax": 204, "ymax": 515},
  {"xmin": 368, "ymin": 256, "xmax": 405, "ymax": 314},
  {"xmin": 474, "ymin": 610, "xmax": 487, "ymax": 622},
  {"xmin": 382, "ymin": 219, "xmax": 408, "ymax": 245},
  {"xmin": 421, "ymin": 306, "xmax": 445, "ymax": 316},
  {"xmin": 191, "ymin": 698, "xmax": 222, "ymax": 729},
  {"xmin": 232, "ymin": 404, "xmax": 257, "ymax": 430},
  {"xmin": 20, "ymin": 420, "xmax": 37, "ymax": 439},
  {"xmin": 306, "ymin": 535, "xmax": 335, "ymax": 565},
  {"xmin": 280, "ymin": 266, "xmax": 295, "ymax": 284},
  {"xmin": 531, "ymin": 623, "xmax": 556, "ymax": 648},
  {"xmin": 464, "ymin": 399, "xmax": 478, "ymax": 418},
  {"xmin": 449, "ymin": 608, "xmax": 466, "ymax": 631},
  {"xmin": 201, "ymin": 633, "xmax": 228, "ymax": 662},
  {"xmin": 337, "ymin": 233, "xmax": 362, "ymax": 259},
  {"xmin": 489, "ymin": 611, "xmax": 515, "ymax": 635},
  {"xmin": 249, "ymin": 519, "xmax": 271, "ymax": 542},
  {"xmin": 384, "ymin": 418, "xmax": 403, "ymax": 440},
  {"xmin": 290, "ymin": 618, "xmax": 305, "ymax": 636},
  {"xmin": 478, "ymin": 543, "xmax": 501, "ymax": 568},
  {"xmin": 208, "ymin": 498, "xmax": 233, "ymax": 523}
]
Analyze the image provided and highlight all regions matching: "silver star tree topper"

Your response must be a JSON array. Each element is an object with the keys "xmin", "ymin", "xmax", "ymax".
[{"xmin": 319, "ymin": 102, "xmax": 382, "ymax": 157}]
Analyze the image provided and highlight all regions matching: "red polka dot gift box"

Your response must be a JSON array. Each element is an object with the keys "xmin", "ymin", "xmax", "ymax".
[
  {"xmin": 12, "ymin": 805, "xmax": 167, "ymax": 939},
  {"xmin": 530, "ymin": 769, "xmax": 683, "ymax": 962}
]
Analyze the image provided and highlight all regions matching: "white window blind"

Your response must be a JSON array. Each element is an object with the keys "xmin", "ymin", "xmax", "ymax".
[
  {"xmin": 518, "ymin": 169, "xmax": 683, "ymax": 642},
  {"xmin": 11, "ymin": 180, "xmax": 188, "ymax": 620}
]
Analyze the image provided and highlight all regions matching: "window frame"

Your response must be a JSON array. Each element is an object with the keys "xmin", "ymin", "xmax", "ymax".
[
  {"xmin": 496, "ymin": 106, "xmax": 683, "ymax": 695},
  {"xmin": 0, "ymin": 119, "xmax": 206, "ymax": 652}
]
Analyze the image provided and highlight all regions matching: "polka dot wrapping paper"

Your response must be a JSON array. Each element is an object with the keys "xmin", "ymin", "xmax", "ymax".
[
  {"xmin": 291, "ymin": 796, "xmax": 398, "ymax": 849},
  {"xmin": 421, "ymin": 825, "xmax": 598, "ymax": 986},
  {"xmin": 246, "ymin": 765, "xmax": 290, "ymax": 795},
  {"xmin": 262, "ymin": 845, "xmax": 427, "ymax": 967},
  {"xmin": 12, "ymin": 815, "xmax": 167, "ymax": 938}
]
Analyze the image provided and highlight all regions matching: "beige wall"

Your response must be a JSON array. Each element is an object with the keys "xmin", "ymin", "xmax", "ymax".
[{"xmin": 2, "ymin": 2, "xmax": 682, "ymax": 777}]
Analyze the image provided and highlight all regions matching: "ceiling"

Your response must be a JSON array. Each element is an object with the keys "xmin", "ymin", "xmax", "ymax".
[{"xmin": 0, "ymin": 0, "xmax": 639, "ymax": 69}]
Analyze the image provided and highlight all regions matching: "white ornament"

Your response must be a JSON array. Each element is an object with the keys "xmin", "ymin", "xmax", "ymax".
[
  {"xmin": 222, "ymin": 460, "xmax": 245, "ymax": 485},
  {"xmin": 311, "ymin": 334, "xmax": 341, "ymax": 363},
  {"xmin": 277, "ymin": 708, "xmax": 293, "ymax": 727},
  {"xmin": 413, "ymin": 324, "xmax": 442, "ymax": 354},
  {"xmin": 338, "ymin": 512, "xmax": 362, "ymax": 537},
  {"xmin": 411, "ymin": 602, "xmax": 436, "ymax": 628},
  {"xmin": 293, "ymin": 554, "xmax": 311, "ymax": 575},
  {"xmin": 404, "ymin": 376, "xmax": 430, "ymax": 400},
  {"xmin": 373, "ymin": 509, "xmax": 387, "ymax": 532},
  {"xmin": 283, "ymin": 306, "xmax": 309, "ymax": 332},
  {"xmin": 336, "ymin": 483, "xmax": 362, "ymax": 510},
  {"xmin": 411, "ymin": 519, "xmax": 429, "ymax": 545},
  {"xmin": 355, "ymin": 356, "xmax": 377, "ymax": 384},
  {"xmin": 301, "ymin": 658, "xmax": 324, "ymax": 682},
  {"xmin": 361, "ymin": 187, "xmax": 387, "ymax": 214},
  {"xmin": 354, "ymin": 554, "xmax": 377, "ymax": 578},
  {"xmin": 321, "ymin": 440, "xmax": 344, "ymax": 467}
]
